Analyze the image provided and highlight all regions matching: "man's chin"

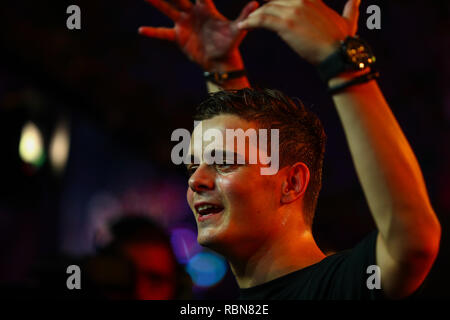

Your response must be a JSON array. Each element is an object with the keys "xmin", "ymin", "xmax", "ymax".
[
  {"xmin": 197, "ymin": 232, "xmax": 218, "ymax": 248},
  {"xmin": 197, "ymin": 229, "xmax": 226, "ymax": 251}
]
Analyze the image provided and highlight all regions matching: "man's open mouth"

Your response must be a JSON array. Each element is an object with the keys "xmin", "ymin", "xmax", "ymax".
[{"xmin": 195, "ymin": 203, "xmax": 224, "ymax": 221}]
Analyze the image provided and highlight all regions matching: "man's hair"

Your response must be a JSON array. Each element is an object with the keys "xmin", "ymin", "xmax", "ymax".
[{"xmin": 194, "ymin": 88, "xmax": 326, "ymax": 227}]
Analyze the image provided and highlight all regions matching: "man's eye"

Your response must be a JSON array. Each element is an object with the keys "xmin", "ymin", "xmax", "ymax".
[{"xmin": 215, "ymin": 163, "xmax": 235, "ymax": 171}]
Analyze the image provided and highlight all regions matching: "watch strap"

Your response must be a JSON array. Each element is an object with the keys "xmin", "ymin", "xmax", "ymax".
[
  {"xmin": 204, "ymin": 70, "xmax": 247, "ymax": 85},
  {"xmin": 317, "ymin": 48, "xmax": 347, "ymax": 83},
  {"xmin": 328, "ymin": 70, "xmax": 380, "ymax": 95}
]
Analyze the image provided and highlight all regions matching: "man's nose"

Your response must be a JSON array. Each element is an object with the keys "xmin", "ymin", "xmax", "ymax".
[{"xmin": 188, "ymin": 163, "xmax": 215, "ymax": 192}]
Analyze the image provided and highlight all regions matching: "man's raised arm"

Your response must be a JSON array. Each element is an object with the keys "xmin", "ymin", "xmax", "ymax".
[
  {"xmin": 139, "ymin": 0, "xmax": 255, "ymax": 92},
  {"xmin": 238, "ymin": 0, "xmax": 441, "ymax": 299}
]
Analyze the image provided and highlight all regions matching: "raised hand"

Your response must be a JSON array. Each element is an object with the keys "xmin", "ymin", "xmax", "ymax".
[
  {"xmin": 238, "ymin": 0, "xmax": 361, "ymax": 65},
  {"xmin": 139, "ymin": 0, "xmax": 259, "ymax": 71}
]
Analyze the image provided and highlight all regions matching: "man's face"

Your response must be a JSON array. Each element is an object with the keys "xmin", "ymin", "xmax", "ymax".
[
  {"xmin": 123, "ymin": 243, "xmax": 177, "ymax": 300},
  {"xmin": 186, "ymin": 114, "xmax": 281, "ymax": 256}
]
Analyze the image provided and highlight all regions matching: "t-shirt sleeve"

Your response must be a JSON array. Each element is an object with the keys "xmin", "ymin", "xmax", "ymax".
[
  {"xmin": 338, "ymin": 230, "xmax": 386, "ymax": 299},
  {"xmin": 332, "ymin": 230, "xmax": 428, "ymax": 300},
  {"xmin": 316, "ymin": 230, "xmax": 387, "ymax": 300}
]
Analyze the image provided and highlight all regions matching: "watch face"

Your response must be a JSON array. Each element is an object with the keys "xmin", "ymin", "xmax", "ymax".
[{"xmin": 344, "ymin": 37, "xmax": 376, "ymax": 70}]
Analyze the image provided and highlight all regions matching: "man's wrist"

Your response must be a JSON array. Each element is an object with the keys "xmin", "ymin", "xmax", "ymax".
[
  {"xmin": 327, "ymin": 68, "xmax": 380, "ymax": 95},
  {"xmin": 315, "ymin": 41, "xmax": 342, "ymax": 66},
  {"xmin": 206, "ymin": 76, "xmax": 250, "ymax": 92},
  {"xmin": 328, "ymin": 68, "xmax": 371, "ymax": 87},
  {"xmin": 206, "ymin": 50, "xmax": 245, "ymax": 73},
  {"xmin": 318, "ymin": 36, "xmax": 377, "ymax": 84},
  {"xmin": 204, "ymin": 50, "xmax": 249, "ymax": 90}
]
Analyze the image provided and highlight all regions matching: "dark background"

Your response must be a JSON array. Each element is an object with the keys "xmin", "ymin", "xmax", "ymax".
[{"xmin": 0, "ymin": 0, "xmax": 449, "ymax": 298}]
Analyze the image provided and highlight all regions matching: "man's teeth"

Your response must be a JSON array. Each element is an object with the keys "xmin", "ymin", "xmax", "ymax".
[
  {"xmin": 199, "ymin": 204, "xmax": 215, "ymax": 211},
  {"xmin": 197, "ymin": 204, "xmax": 222, "ymax": 214}
]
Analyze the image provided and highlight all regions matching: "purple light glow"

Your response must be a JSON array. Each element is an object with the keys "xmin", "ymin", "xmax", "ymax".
[{"xmin": 170, "ymin": 227, "xmax": 202, "ymax": 264}]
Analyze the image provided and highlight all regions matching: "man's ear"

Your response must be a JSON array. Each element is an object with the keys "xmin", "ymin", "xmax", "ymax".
[{"xmin": 280, "ymin": 162, "xmax": 310, "ymax": 204}]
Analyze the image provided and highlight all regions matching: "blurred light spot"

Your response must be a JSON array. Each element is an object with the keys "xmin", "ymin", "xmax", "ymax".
[
  {"xmin": 50, "ymin": 120, "xmax": 70, "ymax": 173},
  {"xmin": 170, "ymin": 227, "xmax": 201, "ymax": 264},
  {"xmin": 186, "ymin": 251, "xmax": 227, "ymax": 287},
  {"xmin": 19, "ymin": 121, "xmax": 45, "ymax": 167}
]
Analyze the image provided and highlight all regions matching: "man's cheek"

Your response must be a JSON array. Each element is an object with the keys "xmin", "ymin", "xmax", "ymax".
[
  {"xmin": 216, "ymin": 176, "xmax": 241, "ymax": 201},
  {"xmin": 219, "ymin": 178, "xmax": 249, "ymax": 212}
]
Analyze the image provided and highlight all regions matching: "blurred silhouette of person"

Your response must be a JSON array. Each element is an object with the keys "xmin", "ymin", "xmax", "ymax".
[{"xmin": 84, "ymin": 215, "xmax": 192, "ymax": 300}]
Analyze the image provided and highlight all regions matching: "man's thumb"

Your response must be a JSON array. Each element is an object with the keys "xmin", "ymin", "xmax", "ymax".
[
  {"xmin": 342, "ymin": 0, "xmax": 361, "ymax": 35},
  {"xmin": 236, "ymin": 1, "xmax": 259, "ymax": 23}
]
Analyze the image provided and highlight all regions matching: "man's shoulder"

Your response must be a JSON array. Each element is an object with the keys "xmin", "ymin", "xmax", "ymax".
[
  {"xmin": 239, "ymin": 230, "xmax": 383, "ymax": 300},
  {"xmin": 299, "ymin": 230, "xmax": 380, "ymax": 280},
  {"xmin": 239, "ymin": 231, "xmax": 384, "ymax": 300},
  {"xmin": 304, "ymin": 230, "xmax": 385, "ymax": 299}
]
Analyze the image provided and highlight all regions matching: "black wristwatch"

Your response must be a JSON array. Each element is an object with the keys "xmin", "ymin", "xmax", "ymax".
[
  {"xmin": 204, "ymin": 70, "xmax": 247, "ymax": 86},
  {"xmin": 317, "ymin": 36, "xmax": 376, "ymax": 82}
]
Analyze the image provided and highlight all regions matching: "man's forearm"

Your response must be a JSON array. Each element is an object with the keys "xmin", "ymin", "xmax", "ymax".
[{"xmin": 330, "ymin": 76, "xmax": 441, "ymax": 259}]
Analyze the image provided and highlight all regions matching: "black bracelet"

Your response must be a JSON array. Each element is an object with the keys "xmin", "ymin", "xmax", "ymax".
[
  {"xmin": 204, "ymin": 70, "xmax": 247, "ymax": 85},
  {"xmin": 327, "ymin": 70, "xmax": 380, "ymax": 95}
]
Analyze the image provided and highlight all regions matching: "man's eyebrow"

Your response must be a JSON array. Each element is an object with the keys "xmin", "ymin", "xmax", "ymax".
[
  {"xmin": 184, "ymin": 150, "xmax": 246, "ymax": 167},
  {"xmin": 213, "ymin": 150, "xmax": 245, "ymax": 163}
]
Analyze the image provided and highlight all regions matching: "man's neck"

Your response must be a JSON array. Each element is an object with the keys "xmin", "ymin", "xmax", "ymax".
[{"xmin": 228, "ymin": 229, "xmax": 326, "ymax": 289}]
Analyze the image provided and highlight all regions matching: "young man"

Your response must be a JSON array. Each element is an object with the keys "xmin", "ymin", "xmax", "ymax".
[{"xmin": 139, "ymin": 0, "xmax": 441, "ymax": 299}]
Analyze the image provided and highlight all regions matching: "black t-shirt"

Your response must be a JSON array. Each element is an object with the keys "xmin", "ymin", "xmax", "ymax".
[{"xmin": 239, "ymin": 230, "xmax": 387, "ymax": 300}]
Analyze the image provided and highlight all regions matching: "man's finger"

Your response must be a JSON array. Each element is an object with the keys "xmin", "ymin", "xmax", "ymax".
[
  {"xmin": 262, "ymin": 0, "xmax": 315, "ymax": 3},
  {"xmin": 342, "ymin": 0, "xmax": 361, "ymax": 35},
  {"xmin": 247, "ymin": 3, "xmax": 291, "ymax": 19},
  {"xmin": 171, "ymin": 0, "xmax": 193, "ymax": 11},
  {"xmin": 145, "ymin": 0, "xmax": 181, "ymax": 21},
  {"xmin": 196, "ymin": 0, "xmax": 217, "ymax": 11},
  {"xmin": 237, "ymin": 13, "xmax": 284, "ymax": 33},
  {"xmin": 235, "ymin": 1, "xmax": 260, "ymax": 23},
  {"xmin": 139, "ymin": 27, "xmax": 176, "ymax": 41}
]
